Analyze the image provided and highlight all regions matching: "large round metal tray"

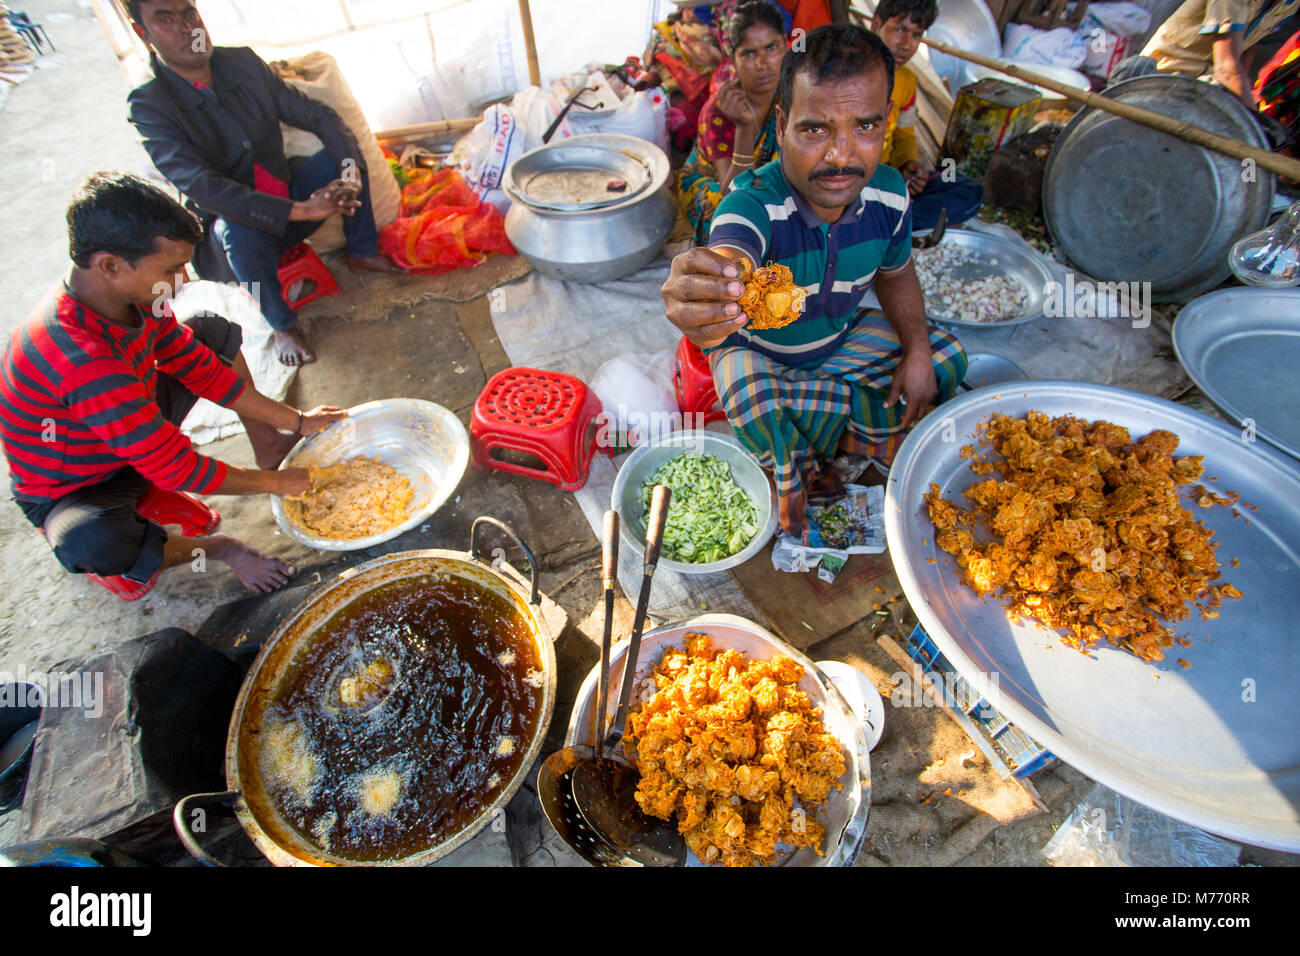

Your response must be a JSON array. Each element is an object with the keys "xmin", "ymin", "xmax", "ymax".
[
  {"xmin": 1043, "ymin": 75, "xmax": 1274, "ymax": 300},
  {"xmin": 1172, "ymin": 288, "xmax": 1300, "ymax": 462},
  {"xmin": 885, "ymin": 381, "xmax": 1300, "ymax": 851},
  {"xmin": 272, "ymin": 399, "xmax": 470, "ymax": 552},
  {"xmin": 917, "ymin": 229, "xmax": 1055, "ymax": 329},
  {"xmin": 924, "ymin": 0, "xmax": 1000, "ymax": 93},
  {"xmin": 564, "ymin": 614, "xmax": 870, "ymax": 867}
]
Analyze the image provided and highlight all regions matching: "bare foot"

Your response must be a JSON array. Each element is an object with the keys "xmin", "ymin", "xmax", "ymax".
[
  {"xmin": 253, "ymin": 427, "xmax": 301, "ymax": 470},
  {"xmin": 347, "ymin": 254, "xmax": 406, "ymax": 274},
  {"xmin": 210, "ymin": 535, "xmax": 295, "ymax": 593},
  {"xmin": 272, "ymin": 328, "xmax": 315, "ymax": 367}
]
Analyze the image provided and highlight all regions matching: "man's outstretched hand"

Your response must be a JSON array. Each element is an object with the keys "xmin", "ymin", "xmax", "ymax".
[
  {"xmin": 883, "ymin": 349, "xmax": 938, "ymax": 429},
  {"xmin": 661, "ymin": 247, "xmax": 751, "ymax": 349}
]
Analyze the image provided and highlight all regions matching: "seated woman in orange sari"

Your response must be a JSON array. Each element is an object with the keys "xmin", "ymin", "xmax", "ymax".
[{"xmin": 677, "ymin": 2, "xmax": 788, "ymax": 243}]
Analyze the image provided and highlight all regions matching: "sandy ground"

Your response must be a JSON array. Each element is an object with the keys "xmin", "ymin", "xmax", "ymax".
[{"xmin": 0, "ymin": 0, "xmax": 1294, "ymax": 868}]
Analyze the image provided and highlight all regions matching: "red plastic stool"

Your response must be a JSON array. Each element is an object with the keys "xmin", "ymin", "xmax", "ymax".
[
  {"xmin": 278, "ymin": 242, "xmax": 340, "ymax": 310},
  {"xmin": 86, "ymin": 487, "xmax": 221, "ymax": 602},
  {"xmin": 471, "ymin": 368, "xmax": 605, "ymax": 491},
  {"xmin": 672, "ymin": 335, "xmax": 727, "ymax": 425}
]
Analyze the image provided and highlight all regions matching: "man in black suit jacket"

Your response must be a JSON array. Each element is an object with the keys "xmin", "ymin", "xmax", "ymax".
[{"xmin": 126, "ymin": 0, "xmax": 402, "ymax": 366}]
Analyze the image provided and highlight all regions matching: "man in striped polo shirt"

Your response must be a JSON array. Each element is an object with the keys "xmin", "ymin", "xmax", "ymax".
[
  {"xmin": 1, "ymin": 173, "xmax": 345, "ymax": 595},
  {"xmin": 662, "ymin": 23, "xmax": 967, "ymax": 535}
]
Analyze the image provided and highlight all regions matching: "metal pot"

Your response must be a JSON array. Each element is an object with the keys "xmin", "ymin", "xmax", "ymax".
[
  {"xmin": 504, "ymin": 133, "xmax": 677, "ymax": 283},
  {"xmin": 174, "ymin": 518, "xmax": 557, "ymax": 866}
]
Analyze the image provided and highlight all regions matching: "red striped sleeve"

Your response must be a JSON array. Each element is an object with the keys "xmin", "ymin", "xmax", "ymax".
[
  {"xmin": 152, "ymin": 309, "xmax": 246, "ymax": 407},
  {"xmin": 58, "ymin": 357, "xmax": 228, "ymax": 494}
]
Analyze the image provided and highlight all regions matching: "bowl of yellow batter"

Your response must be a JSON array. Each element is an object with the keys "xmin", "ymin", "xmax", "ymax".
[{"xmin": 271, "ymin": 399, "xmax": 470, "ymax": 551}]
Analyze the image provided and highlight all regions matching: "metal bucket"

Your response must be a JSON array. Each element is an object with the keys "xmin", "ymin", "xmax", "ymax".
[{"xmin": 1042, "ymin": 75, "xmax": 1275, "ymax": 300}]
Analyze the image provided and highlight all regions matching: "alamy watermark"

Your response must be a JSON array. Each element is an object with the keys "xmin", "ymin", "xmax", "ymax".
[
  {"xmin": 1, "ymin": 667, "xmax": 104, "ymax": 718},
  {"xmin": 890, "ymin": 668, "xmax": 999, "ymax": 720},
  {"xmin": 1043, "ymin": 274, "xmax": 1151, "ymax": 328},
  {"xmin": 594, "ymin": 407, "xmax": 709, "ymax": 449}
]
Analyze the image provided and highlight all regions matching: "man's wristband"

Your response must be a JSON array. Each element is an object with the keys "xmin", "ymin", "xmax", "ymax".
[{"xmin": 295, "ymin": 410, "xmax": 303, "ymax": 435}]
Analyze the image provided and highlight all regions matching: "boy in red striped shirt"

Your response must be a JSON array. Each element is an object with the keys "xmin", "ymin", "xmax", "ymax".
[{"xmin": 1, "ymin": 172, "xmax": 345, "ymax": 593}]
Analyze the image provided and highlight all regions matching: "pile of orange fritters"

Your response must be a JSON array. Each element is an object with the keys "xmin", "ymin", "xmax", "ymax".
[
  {"xmin": 739, "ymin": 260, "xmax": 808, "ymax": 331},
  {"xmin": 925, "ymin": 412, "xmax": 1242, "ymax": 663},
  {"xmin": 622, "ymin": 633, "xmax": 847, "ymax": 867}
]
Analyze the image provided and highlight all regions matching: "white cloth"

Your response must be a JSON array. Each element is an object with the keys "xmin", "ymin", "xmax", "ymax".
[{"xmin": 172, "ymin": 281, "xmax": 296, "ymax": 445}]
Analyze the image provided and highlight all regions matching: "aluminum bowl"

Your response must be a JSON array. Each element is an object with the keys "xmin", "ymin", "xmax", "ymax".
[
  {"xmin": 919, "ymin": 228, "xmax": 1056, "ymax": 329},
  {"xmin": 564, "ymin": 613, "xmax": 870, "ymax": 867},
  {"xmin": 272, "ymin": 399, "xmax": 470, "ymax": 551},
  {"xmin": 610, "ymin": 430, "xmax": 777, "ymax": 575}
]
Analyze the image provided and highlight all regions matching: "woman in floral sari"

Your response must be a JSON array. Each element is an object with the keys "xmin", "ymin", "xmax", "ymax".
[
  {"xmin": 677, "ymin": 2, "xmax": 788, "ymax": 243},
  {"xmin": 645, "ymin": 6, "xmax": 726, "ymax": 153}
]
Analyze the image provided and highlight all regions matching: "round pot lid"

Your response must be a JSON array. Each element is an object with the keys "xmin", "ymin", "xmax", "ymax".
[
  {"xmin": 508, "ymin": 143, "xmax": 654, "ymax": 211},
  {"xmin": 1042, "ymin": 75, "xmax": 1274, "ymax": 300}
]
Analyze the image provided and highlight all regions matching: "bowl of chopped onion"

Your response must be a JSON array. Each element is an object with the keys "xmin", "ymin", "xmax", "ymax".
[
  {"xmin": 611, "ymin": 430, "xmax": 778, "ymax": 574},
  {"xmin": 913, "ymin": 229, "xmax": 1055, "ymax": 328}
]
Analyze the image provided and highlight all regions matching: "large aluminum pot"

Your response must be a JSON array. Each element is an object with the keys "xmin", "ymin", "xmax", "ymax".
[
  {"xmin": 504, "ymin": 133, "xmax": 677, "ymax": 283},
  {"xmin": 173, "ymin": 518, "xmax": 557, "ymax": 866}
]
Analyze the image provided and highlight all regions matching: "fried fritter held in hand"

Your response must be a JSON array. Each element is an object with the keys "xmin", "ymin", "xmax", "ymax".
[{"xmin": 739, "ymin": 260, "xmax": 808, "ymax": 331}]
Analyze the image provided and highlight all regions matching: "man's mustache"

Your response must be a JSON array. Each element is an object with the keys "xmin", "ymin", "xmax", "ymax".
[{"xmin": 810, "ymin": 166, "xmax": 866, "ymax": 181}]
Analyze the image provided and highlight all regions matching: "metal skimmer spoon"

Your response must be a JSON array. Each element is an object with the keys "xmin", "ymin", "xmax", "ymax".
[
  {"xmin": 535, "ymin": 509, "xmax": 626, "ymax": 866},
  {"xmin": 570, "ymin": 485, "xmax": 686, "ymax": 867}
]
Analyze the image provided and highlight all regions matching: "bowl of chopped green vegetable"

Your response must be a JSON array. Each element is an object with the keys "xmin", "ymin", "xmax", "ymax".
[{"xmin": 611, "ymin": 430, "xmax": 777, "ymax": 574}]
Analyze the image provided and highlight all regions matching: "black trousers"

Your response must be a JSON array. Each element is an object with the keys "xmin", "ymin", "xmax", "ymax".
[{"xmin": 15, "ymin": 313, "xmax": 243, "ymax": 583}]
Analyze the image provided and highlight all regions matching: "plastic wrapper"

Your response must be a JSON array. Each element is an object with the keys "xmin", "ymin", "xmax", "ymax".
[
  {"xmin": 771, "ymin": 538, "xmax": 823, "ymax": 573},
  {"xmin": 1042, "ymin": 783, "xmax": 1241, "ymax": 867},
  {"xmin": 1002, "ymin": 23, "xmax": 1088, "ymax": 69}
]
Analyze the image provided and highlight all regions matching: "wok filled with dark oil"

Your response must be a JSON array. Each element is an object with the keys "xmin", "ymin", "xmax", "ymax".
[{"xmin": 248, "ymin": 572, "xmax": 545, "ymax": 862}]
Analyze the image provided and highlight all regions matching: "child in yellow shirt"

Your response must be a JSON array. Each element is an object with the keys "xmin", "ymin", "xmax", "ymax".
[{"xmin": 872, "ymin": 0, "xmax": 984, "ymax": 231}]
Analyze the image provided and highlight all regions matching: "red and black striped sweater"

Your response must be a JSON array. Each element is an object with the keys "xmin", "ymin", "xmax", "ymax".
[{"xmin": 1, "ymin": 286, "xmax": 246, "ymax": 503}]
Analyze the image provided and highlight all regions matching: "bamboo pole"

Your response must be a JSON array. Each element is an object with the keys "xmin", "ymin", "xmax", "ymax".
[
  {"xmin": 922, "ymin": 37, "xmax": 1300, "ymax": 181},
  {"xmin": 375, "ymin": 117, "xmax": 481, "ymax": 141},
  {"xmin": 517, "ymin": 0, "xmax": 541, "ymax": 88}
]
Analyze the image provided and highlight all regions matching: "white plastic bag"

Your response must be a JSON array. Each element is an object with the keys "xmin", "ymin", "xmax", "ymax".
[
  {"xmin": 459, "ymin": 103, "xmax": 531, "ymax": 213},
  {"xmin": 1077, "ymin": 4, "xmax": 1152, "ymax": 78},
  {"xmin": 511, "ymin": 86, "xmax": 567, "ymax": 145},
  {"xmin": 568, "ymin": 85, "xmax": 671, "ymax": 154},
  {"xmin": 1042, "ymin": 783, "xmax": 1240, "ymax": 866},
  {"xmin": 589, "ymin": 352, "xmax": 679, "ymax": 448},
  {"xmin": 1003, "ymin": 23, "xmax": 1088, "ymax": 69}
]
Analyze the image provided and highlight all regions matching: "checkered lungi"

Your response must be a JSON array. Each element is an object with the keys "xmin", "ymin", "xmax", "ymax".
[{"xmin": 709, "ymin": 314, "xmax": 968, "ymax": 535}]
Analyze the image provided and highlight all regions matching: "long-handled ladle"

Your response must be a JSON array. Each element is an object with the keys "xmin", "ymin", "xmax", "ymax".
[{"xmin": 570, "ymin": 485, "xmax": 685, "ymax": 867}]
